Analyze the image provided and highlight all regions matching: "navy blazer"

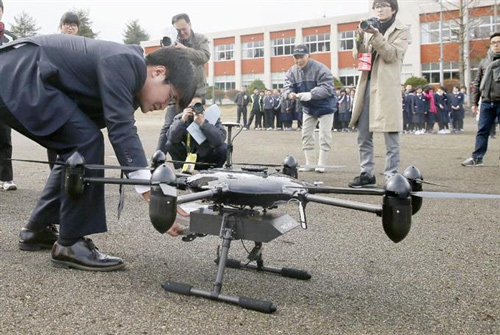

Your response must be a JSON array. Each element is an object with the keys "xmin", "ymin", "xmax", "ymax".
[{"xmin": 0, "ymin": 34, "xmax": 148, "ymax": 168}]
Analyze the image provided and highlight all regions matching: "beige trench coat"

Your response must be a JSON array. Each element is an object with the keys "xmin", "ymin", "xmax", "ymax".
[{"xmin": 349, "ymin": 20, "xmax": 409, "ymax": 132}]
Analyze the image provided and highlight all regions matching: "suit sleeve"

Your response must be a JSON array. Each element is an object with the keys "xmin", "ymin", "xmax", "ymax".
[
  {"xmin": 282, "ymin": 69, "xmax": 296, "ymax": 99},
  {"xmin": 97, "ymin": 53, "xmax": 148, "ymax": 168}
]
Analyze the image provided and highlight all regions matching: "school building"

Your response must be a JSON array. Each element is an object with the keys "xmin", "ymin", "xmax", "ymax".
[{"xmin": 141, "ymin": 1, "xmax": 499, "ymax": 90}]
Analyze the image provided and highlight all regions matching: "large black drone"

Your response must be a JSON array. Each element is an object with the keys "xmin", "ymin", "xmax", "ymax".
[{"xmin": 24, "ymin": 123, "xmax": 500, "ymax": 314}]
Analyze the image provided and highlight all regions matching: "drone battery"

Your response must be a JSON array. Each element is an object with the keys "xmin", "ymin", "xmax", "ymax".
[{"xmin": 189, "ymin": 208, "xmax": 299, "ymax": 242}]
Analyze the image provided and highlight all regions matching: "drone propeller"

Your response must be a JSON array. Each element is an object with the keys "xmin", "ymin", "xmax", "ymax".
[
  {"xmin": 414, "ymin": 179, "xmax": 449, "ymax": 187},
  {"xmin": 410, "ymin": 191, "xmax": 500, "ymax": 199},
  {"xmin": 9, "ymin": 158, "xmax": 65, "ymax": 166},
  {"xmin": 232, "ymin": 162, "xmax": 345, "ymax": 169}
]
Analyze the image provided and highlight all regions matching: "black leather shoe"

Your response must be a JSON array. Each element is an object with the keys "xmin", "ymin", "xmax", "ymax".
[
  {"xmin": 19, "ymin": 224, "xmax": 58, "ymax": 251},
  {"xmin": 51, "ymin": 238, "xmax": 125, "ymax": 272}
]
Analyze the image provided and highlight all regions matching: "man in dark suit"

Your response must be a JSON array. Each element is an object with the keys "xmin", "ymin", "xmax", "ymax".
[
  {"xmin": 0, "ymin": 34, "xmax": 196, "ymax": 271},
  {"xmin": 0, "ymin": 0, "xmax": 17, "ymax": 191}
]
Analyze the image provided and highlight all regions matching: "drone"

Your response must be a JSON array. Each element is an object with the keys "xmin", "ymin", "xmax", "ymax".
[{"xmin": 15, "ymin": 122, "xmax": 500, "ymax": 314}]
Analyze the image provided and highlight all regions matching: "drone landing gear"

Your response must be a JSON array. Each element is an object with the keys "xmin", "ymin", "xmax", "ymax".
[
  {"xmin": 162, "ymin": 208, "xmax": 305, "ymax": 313},
  {"xmin": 222, "ymin": 242, "xmax": 311, "ymax": 281}
]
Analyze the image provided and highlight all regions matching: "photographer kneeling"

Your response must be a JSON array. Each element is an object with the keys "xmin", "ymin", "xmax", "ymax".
[{"xmin": 166, "ymin": 96, "xmax": 227, "ymax": 170}]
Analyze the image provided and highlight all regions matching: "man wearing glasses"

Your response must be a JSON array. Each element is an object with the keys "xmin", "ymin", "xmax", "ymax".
[
  {"xmin": 156, "ymin": 13, "xmax": 210, "ymax": 156},
  {"xmin": 348, "ymin": 0, "xmax": 409, "ymax": 188},
  {"xmin": 462, "ymin": 32, "xmax": 500, "ymax": 167}
]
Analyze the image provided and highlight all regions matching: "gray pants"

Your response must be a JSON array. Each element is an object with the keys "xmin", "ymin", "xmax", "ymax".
[{"xmin": 356, "ymin": 81, "xmax": 400, "ymax": 180}]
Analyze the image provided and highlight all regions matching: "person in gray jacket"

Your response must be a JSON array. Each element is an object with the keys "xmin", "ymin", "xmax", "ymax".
[
  {"xmin": 283, "ymin": 44, "xmax": 337, "ymax": 173},
  {"xmin": 157, "ymin": 13, "xmax": 210, "ymax": 154},
  {"xmin": 166, "ymin": 96, "xmax": 227, "ymax": 170}
]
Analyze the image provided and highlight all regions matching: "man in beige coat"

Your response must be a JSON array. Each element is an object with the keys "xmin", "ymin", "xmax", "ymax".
[{"xmin": 348, "ymin": 0, "xmax": 409, "ymax": 188}]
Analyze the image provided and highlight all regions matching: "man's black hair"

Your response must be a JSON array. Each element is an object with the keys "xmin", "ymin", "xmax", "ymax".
[
  {"xmin": 372, "ymin": 0, "xmax": 398, "ymax": 15},
  {"xmin": 60, "ymin": 11, "xmax": 80, "ymax": 28},
  {"xmin": 0, "ymin": 0, "xmax": 4, "ymax": 10},
  {"xmin": 145, "ymin": 47, "xmax": 196, "ymax": 110},
  {"xmin": 490, "ymin": 32, "xmax": 500, "ymax": 40},
  {"xmin": 172, "ymin": 13, "xmax": 191, "ymax": 25}
]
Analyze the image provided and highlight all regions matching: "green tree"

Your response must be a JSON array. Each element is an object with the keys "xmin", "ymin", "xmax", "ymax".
[
  {"xmin": 404, "ymin": 76, "xmax": 428, "ymax": 88},
  {"xmin": 333, "ymin": 77, "xmax": 344, "ymax": 88},
  {"xmin": 10, "ymin": 11, "xmax": 40, "ymax": 38},
  {"xmin": 123, "ymin": 20, "xmax": 150, "ymax": 45},
  {"xmin": 248, "ymin": 79, "xmax": 266, "ymax": 93},
  {"xmin": 72, "ymin": 8, "xmax": 98, "ymax": 39}
]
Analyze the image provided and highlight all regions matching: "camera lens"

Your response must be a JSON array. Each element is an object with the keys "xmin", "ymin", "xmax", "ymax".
[{"xmin": 192, "ymin": 103, "xmax": 204, "ymax": 115}]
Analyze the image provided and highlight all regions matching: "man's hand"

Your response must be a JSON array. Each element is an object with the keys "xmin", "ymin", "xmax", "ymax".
[
  {"xmin": 288, "ymin": 92, "xmax": 297, "ymax": 100},
  {"xmin": 142, "ymin": 191, "xmax": 150, "ymax": 202},
  {"xmin": 472, "ymin": 106, "xmax": 478, "ymax": 114},
  {"xmin": 297, "ymin": 92, "xmax": 312, "ymax": 102},
  {"xmin": 362, "ymin": 24, "xmax": 380, "ymax": 36},
  {"xmin": 181, "ymin": 107, "xmax": 194, "ymax": 123},
  {"xmin": 167, "ymin": 223, "xmax": 184, "ymax": 237},
  {"xmin": 174, "ymin": 41, "xmax": 187, "ymax": 50},
  {"xmin": 193, "ymin": 112, "xmax": 205, "ymax": 126}
]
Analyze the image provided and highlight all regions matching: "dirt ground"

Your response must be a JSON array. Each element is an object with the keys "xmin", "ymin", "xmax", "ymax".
[{"xmin": 0, "ymin": 108, "xmax": 498, "ymax": 335}]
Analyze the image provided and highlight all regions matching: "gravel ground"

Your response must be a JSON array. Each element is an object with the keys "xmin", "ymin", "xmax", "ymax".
[{"xmin": 0, "ymin": 110, "xmax": 498, "ymax": 335}]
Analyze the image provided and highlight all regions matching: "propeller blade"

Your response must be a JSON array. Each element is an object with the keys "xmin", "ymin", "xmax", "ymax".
[
  {"xmin": 414, "ymin": 179, "xmax": 449, "ymax": 188},
  {"xmin": 411, "ymin": 191, "xmax": 500, "ymax": 199},
  {"xmin": 9, "ymin": 158, "xmax": 64, "ymax": 166},
  {"xmin": 85, "ymin": 164, "xmax": 150, "ymax": 171},
  {"xmin": 298, "ymin": 164, "xmax": 346, "ymax": 169}
]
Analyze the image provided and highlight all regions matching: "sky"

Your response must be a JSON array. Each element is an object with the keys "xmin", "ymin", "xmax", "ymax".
[{"xmin": 2, "ymin": 0, "xmax": 370, "ymax": 43}]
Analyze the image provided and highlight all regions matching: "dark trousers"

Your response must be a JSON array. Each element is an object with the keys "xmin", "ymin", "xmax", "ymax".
[
  {"xmin": 273, "ymin": 109, "xmax": 281, "ymax": 129},
  {"xmin": 236, "ymin": 106, "xmax": 248, "ymax": 128},
  {"xmin": 264, "ymin": 109, "xmax": 274, "ymax": 128},
  {"xmin": 247, "ymin": 109, "xmax": 262, "ymax": 129},
  {"xmin": 0, "ymin": 119, "xmax": 13, "ymax": 181},
  {"xmin": 166, "ymin": 141, "xmax": 227, "ymax": 170},
  {"xmin": 472, "ymin": 101, "xmax": 500, "ymax": 160},
  {"xmin": 0, "ymin": 102, "xmax": 106, "ymax": 240}
]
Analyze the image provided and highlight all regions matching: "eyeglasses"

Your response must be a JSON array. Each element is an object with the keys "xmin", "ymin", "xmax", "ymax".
[
  {"xmin": 491, "ymin": 40, "xmax": 500, "ymax": 46},
  {"xmin": 373, "ymin": 3, "xmax": 391, "ymax": 9},
  {"xmin": 63, "ymin": 23, "xmax": 78, "ymax": 29}
]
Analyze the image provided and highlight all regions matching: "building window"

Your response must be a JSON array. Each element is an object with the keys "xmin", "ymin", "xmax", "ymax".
[
  {"xmin": 421, "ymin": 20, "xmax": 459, "ymax": 44},
  {"xmin": 339, "ymin": 30, "xmax": 356, "ymax": 51},
  {"xmin": 339, "ymin": 68, "xmax": 359, "ymax": 87},
  {"xmin": 272, "ymin": 37, "xmax": 295, "ymax": 56},
  {"xmin": 214, "ymin": 75, "xmax": 236, "ymax": 91},
  {"xmin": 305, "ymin": 33, "xmax": 330, "ymax": 53},
  {"xmin": 271, "ymin": 72, "xmax": 286, "ymax": 89},
  {"xmin": 242, "ymin": 40, "xmax": 264, "ymax": 59},
  {"xmin": 215, "ymin": 44, "xmax": 234, "ymax": 61},
  {"xmin": 470, "ymin": 15, "xmax": 500, "ymax": 40},
  {"xmin": 242, "ymin": 73, "xmax": 264, "ymax": 87},
  {"xmin": 401, "ymin": 64, "xmax": 413, "ymax": 83},
  {"xmin": 421, "ymin": 61, "xmax": 459, "ymax": 83}
]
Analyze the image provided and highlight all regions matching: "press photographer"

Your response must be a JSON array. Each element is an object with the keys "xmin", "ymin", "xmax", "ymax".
[{"xmin": 165, "ymin": 96, "xmax": 227, "ymax": 172}]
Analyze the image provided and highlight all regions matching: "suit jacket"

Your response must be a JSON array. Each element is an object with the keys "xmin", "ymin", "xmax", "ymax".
[{"xmin": 0, "ymin": 34, "xmax": 148, "ymax": 168}]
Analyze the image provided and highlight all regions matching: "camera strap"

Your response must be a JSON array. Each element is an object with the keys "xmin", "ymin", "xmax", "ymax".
[{"xmin": 182, "ymin": 134, "xmax": 197, "ymax": 175}]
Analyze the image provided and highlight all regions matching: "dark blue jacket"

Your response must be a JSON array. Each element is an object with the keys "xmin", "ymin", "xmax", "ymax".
[
  {"xmin": 283, "ymin": 59, "xmax": 337, "ymax": 117},
  {"xmin": 0, "ymin": 34, "xmax": 148, "ymax": 168}
]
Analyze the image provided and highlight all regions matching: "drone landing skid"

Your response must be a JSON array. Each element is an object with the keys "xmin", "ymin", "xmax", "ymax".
[{"xmin": 162, "ymin": 208, "xmax": 309, "ymax": 313}]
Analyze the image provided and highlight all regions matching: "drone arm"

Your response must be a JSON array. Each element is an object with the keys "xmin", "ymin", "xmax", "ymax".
[
  {"xmin": 307, "ymin": 187, "xmax": 385, "ymax": 196},
  {"xmin": 177, "ymin": 188, "xmax": 225, "ymax": 204},
  {"xmin": 83, "ymin": 177, "xmax": 152, "ymax": 186},
  {"xmin": 304, "ymin": 194, "xmax": 383, "ymax": 215}
]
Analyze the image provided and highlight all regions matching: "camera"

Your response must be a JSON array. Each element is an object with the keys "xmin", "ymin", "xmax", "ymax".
[
  {"xmin": 160, "ymin": 36, "xmax": 172, "ymax": 47},
  {"xmin": 192, "ymin": 102, "xmax": 204, "ymax": 115},
  {"xmin": 360, "ymin": 17, "xmax": 381, "ymax": 31}
]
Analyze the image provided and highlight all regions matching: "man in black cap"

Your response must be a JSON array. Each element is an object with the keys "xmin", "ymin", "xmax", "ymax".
[
  {"xmin": 282, "ymin": 44, "xmax": 337, "ymax": 173},
  {"xmin": 0, "ymin": 0, "xmax": 17, "ymax": 191}
]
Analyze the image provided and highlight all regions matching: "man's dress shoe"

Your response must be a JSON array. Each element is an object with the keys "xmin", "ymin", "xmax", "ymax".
[
  {"xmin": 19, "ymin": 224, "xmax": 59, "ymax": 251},
  {"xmin": 51, "ymin": 238, "xmax": 125, "ymax": 271}
]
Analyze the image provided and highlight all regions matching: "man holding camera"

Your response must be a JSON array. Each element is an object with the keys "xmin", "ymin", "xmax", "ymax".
[
  {"xmin": 156, "ymin": 13, "xmax": 210, "ymax": 155},
  {"xmin": 348, "ymin": 0, "xmax": 409, "ymax": 188},
  {"xmin": 166, "ymin": 96, "xmax": 227, "ymax": 171}
]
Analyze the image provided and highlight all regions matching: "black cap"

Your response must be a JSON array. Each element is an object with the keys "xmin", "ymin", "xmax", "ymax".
[{"xmin": 293, "ymin": 44, "xmax": 310, "ymax": 56}]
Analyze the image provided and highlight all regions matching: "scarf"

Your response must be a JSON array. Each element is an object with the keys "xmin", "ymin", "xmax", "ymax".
[
  {"xmin": 379, "ymin": 16, "xmax": 396, "ymax": 36},
  {"xmin": 480, "ymin": 49, "xmax": 500, "ymax": 100}
]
